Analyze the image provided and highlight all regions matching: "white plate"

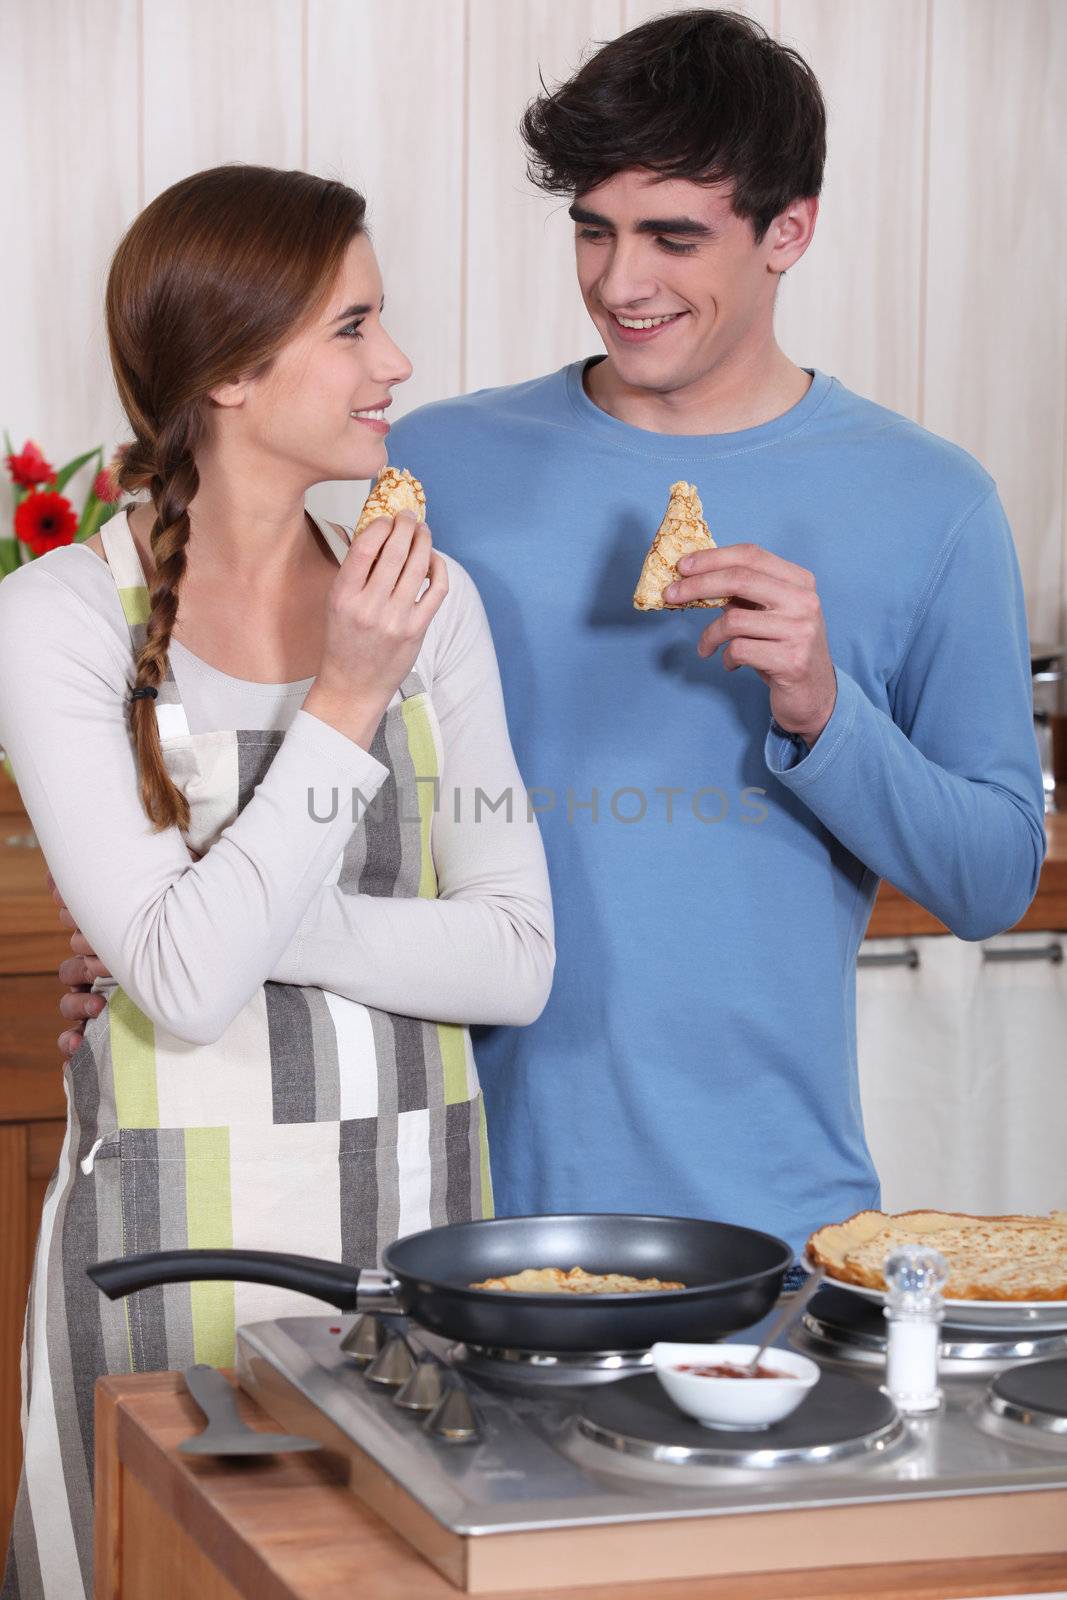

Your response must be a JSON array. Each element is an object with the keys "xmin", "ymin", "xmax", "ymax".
[{"xmin": 800, "ymin": 1255, "xmax": 1067, "ymax": 1330}]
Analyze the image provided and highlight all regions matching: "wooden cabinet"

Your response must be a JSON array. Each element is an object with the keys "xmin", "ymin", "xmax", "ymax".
[{"xmin": 0, "ymin": 771, "xmax": 69, "ymax": 1550}]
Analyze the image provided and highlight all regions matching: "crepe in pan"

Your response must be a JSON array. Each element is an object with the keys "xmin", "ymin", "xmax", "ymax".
[
  {"xmin": 470, "ymin": 1266, "xmax": 686, "ymax": 1294},
  {"xmin": 633, "ymin": 480, "xmax": 729, "ymax": 610}
]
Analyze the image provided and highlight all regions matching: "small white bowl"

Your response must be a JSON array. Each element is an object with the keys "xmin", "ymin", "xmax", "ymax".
[{"xmin": 650, "ymin": 1343, "xmax": 820, "ymax": 1431}]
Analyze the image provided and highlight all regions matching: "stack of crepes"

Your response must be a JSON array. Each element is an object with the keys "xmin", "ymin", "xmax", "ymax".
[
  {"xmin": 354, "ymin": 466, "xmax": 426, "ymax": 536},
  {"xmin": 633, "ymin": 480, "xmax": 729, "ymax": 610},
  {"xmin": 807, "ymin": 1208, "xmax": 1067, "ymax": 1301}
]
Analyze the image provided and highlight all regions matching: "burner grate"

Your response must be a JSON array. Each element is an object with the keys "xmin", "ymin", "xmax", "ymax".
[{"xmin": 452, "ymin": 1341, "xmax": 652, "ymax": 1388}]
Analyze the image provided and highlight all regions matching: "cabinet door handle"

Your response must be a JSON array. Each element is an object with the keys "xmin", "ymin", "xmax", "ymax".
[
  {"xmin": 981, "ymin": 941, "xmax": 1063, "ymax": 965},
  {"xmin": 857, "ymin": 949, "xmax": 920, "ymax": 970}
]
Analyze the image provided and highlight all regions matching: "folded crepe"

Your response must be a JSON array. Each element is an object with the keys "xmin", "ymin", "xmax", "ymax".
[
  {"xmin": 633, "ymin": 480, "xmax": 728, "ymax": 610},
  {"xmin": 354, "ymin": 466, "xmax": 427, "ymax": 536}
]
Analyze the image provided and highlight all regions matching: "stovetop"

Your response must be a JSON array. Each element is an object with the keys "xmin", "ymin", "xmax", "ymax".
[{"xmin": 234, "ymin": 1307, "xmax": 1067, "ymax": 1538}]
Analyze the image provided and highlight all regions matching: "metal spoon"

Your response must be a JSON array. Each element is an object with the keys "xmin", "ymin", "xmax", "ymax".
[{"xmin": 739, "ymin": 1268, "xmax": 825, "ymax": 1375}]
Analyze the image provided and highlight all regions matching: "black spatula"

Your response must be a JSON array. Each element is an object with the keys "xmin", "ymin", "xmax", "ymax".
[{"xmin": 179, "ymin": 1364, "xmax": 320, "ymax": 1456}]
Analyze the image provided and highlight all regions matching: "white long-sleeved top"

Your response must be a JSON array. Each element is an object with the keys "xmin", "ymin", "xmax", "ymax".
[{"xmin": 0, "ymin": 519, "xmax": 555, "ymax": 1044}]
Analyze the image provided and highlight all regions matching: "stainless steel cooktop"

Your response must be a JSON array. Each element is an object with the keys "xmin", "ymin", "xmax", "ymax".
[{"xmin": 235, "ymin": 1306, "xmax": 1067, "ymax": 1539}]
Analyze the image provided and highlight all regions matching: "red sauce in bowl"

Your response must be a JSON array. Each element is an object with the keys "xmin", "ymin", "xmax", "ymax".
[{"xmin": 673, "ymin": 1362, "xmax": 794, "ymax": 1380}]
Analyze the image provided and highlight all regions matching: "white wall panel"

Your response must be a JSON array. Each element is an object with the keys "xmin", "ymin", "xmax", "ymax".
[
  {"xmin": 0, "ymin": 0, "xmax": 140, "ymax": 502},
  {"xmin": 142, "ymin": 0, "xmax": 304, "ymax": 199},
  {"xmin": 776, "ymin": 0, "xmax": 927, "ymax": 420},
  {"xmin": 465, "ymin": 0, "xmax": 625, "ymax": 393},
  {"xmin": 624, "ymin": 1, "xmax": 776, "ymax": 33},
  {"xmin": 923, "ymin": 0, "xmax": 1067, "ymax": 645},
  {"xmin": 0, "ymin": 0, "xmax": 1063, "ymax": 641},
  {"xmin": 306, "ymin": 0, "xmax": 466, "ymax": 526}
]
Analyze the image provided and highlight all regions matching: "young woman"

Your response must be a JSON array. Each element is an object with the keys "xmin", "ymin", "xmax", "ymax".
[{"xmin": 0, "ymin": 164, "xmax": 554, "ymax": 1599}]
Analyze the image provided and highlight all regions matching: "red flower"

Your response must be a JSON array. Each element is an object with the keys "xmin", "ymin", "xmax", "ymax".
[
  {"xmin": 6, "ymin": 439, "xmax": 54, "ymax": 489},
  {"xmin": 92, "ymin": 463, "xmax": 122, "ymax": 503},
  {"xmin": 14, "ymin": 490, "xmax": 78, "ymax": 555}
]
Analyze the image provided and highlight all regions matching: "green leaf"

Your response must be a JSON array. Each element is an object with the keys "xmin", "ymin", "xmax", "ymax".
[
  {"xmin": 54, "ymin": 447, "xmax": 102, "ymax": 495},
  {"xmin": 77, "ymin": 498, "xmax": 107, "ymax": 542},
  {"xmin": 0, "ymin": 539, "xmax": 20, "ymax": 577}
]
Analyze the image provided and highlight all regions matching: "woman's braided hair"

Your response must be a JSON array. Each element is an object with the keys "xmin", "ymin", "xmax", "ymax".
[{"xmin": 105, "ymin": 163, "xmax": 367, "ymax": 831}]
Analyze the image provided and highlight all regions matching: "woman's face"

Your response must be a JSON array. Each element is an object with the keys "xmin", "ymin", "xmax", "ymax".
[{"xmin": 228, "ymin": 234, "xmax": 412, "ymax": 489}]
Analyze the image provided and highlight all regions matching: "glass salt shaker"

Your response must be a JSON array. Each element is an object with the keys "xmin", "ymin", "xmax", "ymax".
[{"xmin": 882, "ymin": 1244, "xmax": 950, "ymax": 1413}]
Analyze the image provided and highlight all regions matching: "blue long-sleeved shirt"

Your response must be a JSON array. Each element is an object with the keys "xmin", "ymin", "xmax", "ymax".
[{"xmin": 384, "ymin": 360, "xmax": 1046, "ymax": 1255}]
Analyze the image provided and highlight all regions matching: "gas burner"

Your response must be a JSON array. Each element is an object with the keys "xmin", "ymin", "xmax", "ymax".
[
  {"xmin": 793, "ymin": 1286, "xmax": 1067, "ymax": 1376},
  {"xmin": 452, "ymin": 1341, "xmax": 653, "ymax": 1388},
  {"xmin": 987, "ymin": 1358, "xmax": 1067, "ymax": 1438},
  {"xmin": 573, "ymin": 1370, "xmax": 905, "ymax": 1473}
]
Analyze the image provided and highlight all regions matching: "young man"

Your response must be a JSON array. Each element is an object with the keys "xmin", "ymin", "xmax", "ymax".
[
  {"xmin": 58, "ymin": 9, "xmax": 1044, "ymax": 1264},
  {"xmin": 382, "ymin": 8, "xmax": 1044, "ymax": 1262}
]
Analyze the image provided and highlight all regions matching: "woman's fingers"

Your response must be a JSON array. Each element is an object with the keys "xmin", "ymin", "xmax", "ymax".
[
  {"xmin": 415, "ymin": 549, "xmax": 450, "ymax": 625},
  {"xmin": 392, "ymin": 522, "xmax": 434, "ymax": 608},
  {"xmin": 363, "ymin": 511, "xmax": 422, "ymax": 599}
]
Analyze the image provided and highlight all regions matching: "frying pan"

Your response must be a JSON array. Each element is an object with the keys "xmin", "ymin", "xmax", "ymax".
[{"xmin": 87, "ymin": 1212, "xmax": 792, "ymax": 1353}]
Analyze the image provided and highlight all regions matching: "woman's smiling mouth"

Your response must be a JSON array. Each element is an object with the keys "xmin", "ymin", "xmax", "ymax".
[{"xmin": 350, "ymin": 406, "xmax": 390, "ymax": 434}]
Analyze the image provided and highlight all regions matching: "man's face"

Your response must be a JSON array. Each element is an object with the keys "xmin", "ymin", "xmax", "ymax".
[{"xmin": 572, "ymin": 168, "xmax": 801, "ymax": 395}]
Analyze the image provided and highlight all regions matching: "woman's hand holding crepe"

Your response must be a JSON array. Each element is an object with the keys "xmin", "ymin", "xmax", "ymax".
[
  {"xmin": 664, "ymin": 543, "xmax": 838, "ymax": 747},
  {"xmin": 304, "ymin": 510, "xmax": 448, "ymax": 750}
]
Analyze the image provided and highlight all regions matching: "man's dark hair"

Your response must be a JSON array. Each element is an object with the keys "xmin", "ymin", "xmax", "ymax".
[{"xmin": 519, "ymin": 8, "xmax": 826, "ymax": 244}]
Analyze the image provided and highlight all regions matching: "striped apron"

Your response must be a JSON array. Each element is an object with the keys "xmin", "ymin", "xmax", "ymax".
[{"xmin": 3, "ymin": 509, "xmax": 493, "ymax": 1600}]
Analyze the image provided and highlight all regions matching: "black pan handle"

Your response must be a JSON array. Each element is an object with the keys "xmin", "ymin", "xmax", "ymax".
[{"xmin": 87, "ymin": 1248, "xmax": 363, "ymax": 1311}]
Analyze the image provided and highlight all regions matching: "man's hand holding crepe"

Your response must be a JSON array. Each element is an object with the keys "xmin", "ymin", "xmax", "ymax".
[{"xmin": 664, "ymin": 544, "xmax": 837, "ymax": 748}]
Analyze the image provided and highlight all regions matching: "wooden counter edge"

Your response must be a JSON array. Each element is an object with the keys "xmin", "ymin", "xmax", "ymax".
[{"xmin": 95, "ymin": 1371, "xmax": 1067, "ymax": 1600}]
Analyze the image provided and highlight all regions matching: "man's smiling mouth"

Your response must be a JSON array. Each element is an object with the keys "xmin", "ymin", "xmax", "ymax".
[
  {"xmin": 610, "ymin": 311, "xmax": 686, "ymax": 329},
  {"xmin": 605, "ymin": 309, "xmax": 688, "ymax": 341}
]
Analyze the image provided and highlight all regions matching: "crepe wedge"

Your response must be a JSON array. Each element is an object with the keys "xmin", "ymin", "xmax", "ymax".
[
  {"xmin": 354, "ymin": 466, "xmax": 427, "ymax": 536},
  {"xmin": 633, "ymin": 480, "xmax": 729, "ymax": 610}
]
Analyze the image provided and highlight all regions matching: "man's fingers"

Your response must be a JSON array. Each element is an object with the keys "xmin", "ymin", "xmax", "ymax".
[
  {"xmin": 668, "ymin": 567, "xmax": 804, "ymax": 611},
  {"xmin": 59, "ymin": 955, "xmax": 93, "ymax": 986},
  {"xmin": 58, "ymin": 1028, "xmax": 85, "ymax": 1057},
  {"xmin": 698, "ymin": 608, "xmax": 788, "ymax": 655},
  {"xmin": 677, "ymin": 544, "xmax": 816, "ymax": 590},
  {"xmin": 59, "ymin": 990, "xmax": 105, "ymax": 1023}
]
